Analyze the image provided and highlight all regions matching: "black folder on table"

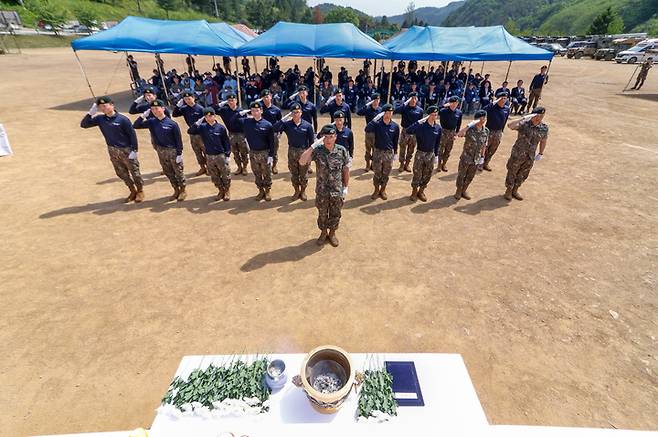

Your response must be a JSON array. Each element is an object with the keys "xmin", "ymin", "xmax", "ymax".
[{"xmin": 385, "ymin": 361, "xmax": 425, "ymax": 407}]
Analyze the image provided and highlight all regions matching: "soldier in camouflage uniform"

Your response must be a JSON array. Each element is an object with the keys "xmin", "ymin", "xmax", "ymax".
[
  {"xmin": 504, "ymin": 107, "xmax": 549, "ymax": 201},
  {"xmin": 80, "ymin": 95, "xmax": 145, "ymax": 203},
  {"xmin": 365, "ymin": 104, "xmax": 400, "ymax": 200},
  {"xmin": 632, "ymin": 59, "xmax": 652, "ymax": 90},
  {"xmin": 438, "ymin": 96, "xmax": 463, "ymax": 172},
  {"xmin": 217, "ymin": 93, "xmax": 249, "ymax": 175},
  {"xmin": 454, "ymin": 110, "xmax": 489, "ymax": 200},
  {"xmin": 299, "ymin": 124, "xmax": 350, "ymax": 247}
]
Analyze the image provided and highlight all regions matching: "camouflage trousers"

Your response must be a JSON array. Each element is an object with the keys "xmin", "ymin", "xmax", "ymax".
[
  {"xmin": 364, "ymin": 131, "xmax": 375, "ymax": 162},
  {"xmin": 206, "ymin": 153, "xmax": 231, "ymax": 191},
  {"xmin": 439, "ymin": 130, "xmax": 456, "ymax": 163},
  {"xmin": 107, "ymin": 146, "xmax": 143, "ymax": 190},
  {"xmin": 528, "ymin": 88, "xmax": 542, "ymax": 110},
  {"xmin": 456, "ymin": 158, "xmax": 478, "ymax": 190},
  {"xmin": 398, "ymin": 128, "xmax": 417, "ymax": 164},
  {"xmin": 505, "ymin": 156, "xmax": 534, "ymax": 189},
  {"xmin": 372, "ymin": 148, "xmax": 394, "ymax": 187},
  {"xmin": 411, "ymin": 151, "xmax": 435, "ymax": 189},
  {"xmin": 273, "ymin": 133, "xmax": 280, "ymax": 166},
  {"xmin": 189, "ymin": 134, "xmax": 207, "ymax": 167},
  {"xmin": 316, "ymin": 195, "xmax": 343, "ymax": 231},
  {"xmin": 155, "ymin": 146, "xmax": 186, "ymax": 189},
  {"xmin": 288, "ymin": 147, "xmax": 309, "ymax": 187},
  {"xmin": 229, "ymin": 132, "xmax": 249, "ymax": 169},
  {"xmin": 250, "ymin": 150, "xmax": 272, "ymax": 189},
  {"xmin": 484, "ymin": 130, "xmax": 503, "ymax": 165}
]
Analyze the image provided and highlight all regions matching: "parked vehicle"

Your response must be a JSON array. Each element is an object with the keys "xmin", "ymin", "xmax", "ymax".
[
  {"xmin": 566, "ymin": 41, "xmax": 598, "ymax": 59},
  {"xmin": 615, "ymin": 39, "xmax": 658, "ymax": 63},
  {"xmin": 595, "ymin": 48, "xmax": 616, "ymax": 60},
  {"xmin": 537, "ymin": 42, "xmax": 567, "ymax": 56}
]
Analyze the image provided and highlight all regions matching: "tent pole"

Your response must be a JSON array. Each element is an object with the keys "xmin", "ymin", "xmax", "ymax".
[
  {"xmin": 373, "ymin": 59, "xmax": 377, "ymax": 79},
  {"xmin": 155, "ymin": 54, "xmax": 171, "ymax": 104},
  {"xmin": 253, "ymin": 56, "xmax": 258, "ymax": 73},
  {"xmin": 545, "ymin": 59, "xmax": 553, "ymax": 84},
  {"xmin": 504, "ymin": 61, "xmax": 512, "ymax": 82},
  {"xmin": 73, "ymin": 50, "xmax": 95, "ymax": 98},
  {"xmin": 234, "ymin": 57, "xmax": 243, "ymax": 108},
  {"xmin": 460, "ymin": 61, "xmax": 472, "ymax": 111},
  {"xmin": 480, "ymin": 61, "xmax": 485, "ymax": 75},
  {"xmin": 212, "ymin": 55, "xmax": 216, "ymax": 70},
  {"xmin": 623, "ymin": 64, "xmax": 640, "ymax": 92},
  {"xmin": 387, "ymin": 60, "xmax": 394, "ymax": 104},
  {"xmin": 314, "ymin": 57, "xmax": 319, "ymax": 108}
]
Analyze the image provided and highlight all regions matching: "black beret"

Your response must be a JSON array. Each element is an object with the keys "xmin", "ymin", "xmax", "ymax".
[
  {"xmin": 426, "ymin": 106, "xmax": 439, "ymax": 114},
  {"xmin": 371, "ymin": 93, "xmax": 381, "ymax": 99},
  {"xmin": 260, "ymin": 89, "xmax": 271, "ymax": 97},
  {"xmin": 181, "ymin": 90, "xmax": 194, "ymax": 97},
  {"xmin": 143, "ymin": 87, "xmax": 156, "ymax": 94},
  {"xmin": 227, "ymin": 93, "xmax": 237, "ymax": 99},
  {"xmin": 250, "ymin": 101, "xmax": 262, "ymax": 109},
  {"xmin": 448, "ymin": 96, "xmax": 460, "ymax": 103},
  {"xmin": 297, "ymin": 85, "xmax": 309, "ymax": 92},
  {"xmin": 532, "ymin": 106, "xmax": 546, "ymax": 115},
  {"xmin": 290, "ymin": 103, "xmax": 301, "ymax": 111},
  {"xmin": 408, "ymin": 91, "xmax": 418, "ymax": 97},
  {"xmin": 96, "ymin": 95, "xmax": 113, "ymax": 105},
  {"xmin": 474, "ymin": 109, "xmax": 487, "ymax": 119},
  {"xmin": 381, "ymin": 103, "xmax": 394, "ymax": 112},
  {"xmin": 333, "ymin": 89, "xmax": 343, "ymax": 96},
  {"xmin": 319, "ymin": 124, "xmax": 337, "ymax": 136},
  {"xmin": 203, "ymin": 107, "xmax": 215, "ymax": 115},
  {"xmin": 495, "ymin": 90, "xmax": 509, "ymax": 98},
  {"xmin": 150, "ymin": 99, "xmax": 165, "ymax": 107},
  {"xmin": 333, "ymin": 110, "xmax": 345, "ymax": 119}
]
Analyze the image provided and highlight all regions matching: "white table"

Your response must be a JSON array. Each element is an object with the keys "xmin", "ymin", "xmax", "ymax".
[
  {"xmin": 488, "ymin": 426, "xmax": 658, "ymax": 437},
  {"xmin": 149, "ymin": 353, "xmax": 489, "ymax": 436}
]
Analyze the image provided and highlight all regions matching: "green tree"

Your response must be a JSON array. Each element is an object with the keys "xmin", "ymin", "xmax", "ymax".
[
  {"xmin": 505, "ymin": 18, "xmax": 520, "ymax": 35},
  {"xmin": 74, "ymin": 5, "xmax": 100, "ymax": 32},
  {"xmin": 323, "ymin": 6, "xmax": 359, "ymax": 26},
  {"xmin": 25, "ymin": 0, "xmax": 69, "ymax": 34},
  {"xmin": 588, "ymin": 6, "xmax": 624, "ymax": 35},
  {"xmin": 156, "ymin": 0, "xmax": 181, "ymax": 19}
]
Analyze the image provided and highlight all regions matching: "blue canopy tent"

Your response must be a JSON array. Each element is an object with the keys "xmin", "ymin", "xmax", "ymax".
[
  {"xmin": 208, "ymin": 22, "xmax": 254, "ymax": 44},
  {"xmin": 383, "ymin": 25, "xmax": 554, "ymax": 104},
  {"xmin": 236, "ymin": 21, "xmax": 391, "ymax": 59}
]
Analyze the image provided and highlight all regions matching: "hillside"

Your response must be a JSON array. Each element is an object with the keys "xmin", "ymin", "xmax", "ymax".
[
  {"xmin": 443, "ymin": 0, "xmax": 658, "ymax": 35},
  {"xmin": 378, "ymin": 2, "xmax": 465, "ymax": 26},
  {"xmin": 315, "ymin": 3, "xmax": 370, "ymax": 20}
]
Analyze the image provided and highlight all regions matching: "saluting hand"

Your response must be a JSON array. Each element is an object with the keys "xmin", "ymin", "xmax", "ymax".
[
  {"xmin": 195, "ymin": 117, "xmax": 204, "ymax": 126},
  {"xmin": 176, "ymin": 99, "xmax": 185, "ymax": 108},
  {"xmin": 141, "ymin": 108, "xmax": 151, "ymax": 119},
  {"xmin": 134, "ymin": 95, "xmax": 145, "ymax": 104},
  {"xmin": 88, "ymin": 103, "xmax": 98, "ymax": 116},
  {"xmin": 239, "ymin": 109, "xmax": 250, "ymax": 116}
]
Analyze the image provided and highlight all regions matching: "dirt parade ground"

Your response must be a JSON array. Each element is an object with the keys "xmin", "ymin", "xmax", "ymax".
[{"xmin": 0, "ymin": 49, "xmax": 657, "ymax": 436}]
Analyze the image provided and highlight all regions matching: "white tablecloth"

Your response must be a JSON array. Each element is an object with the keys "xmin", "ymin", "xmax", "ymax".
[{"xmin": 149, "ymin": 353, "xmax": 489, "ymax": 436}]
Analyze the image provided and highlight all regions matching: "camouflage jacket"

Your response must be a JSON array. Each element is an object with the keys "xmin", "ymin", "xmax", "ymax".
[
  {"xmin": 511, "ymin": 120, "xmax": 549, "ymax": 159},
  {"xmin": 460, "ymin": 125, "xmax": 490, "ymax": 164},
  {"xmin": 312, "ymin": 144, "xmax": 349, "ymax": 197}
]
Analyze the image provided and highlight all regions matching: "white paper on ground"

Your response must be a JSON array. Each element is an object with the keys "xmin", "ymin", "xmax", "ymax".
[{"xmin": 0, "ymin": 124, "xmax": 13, "ymax": 157}]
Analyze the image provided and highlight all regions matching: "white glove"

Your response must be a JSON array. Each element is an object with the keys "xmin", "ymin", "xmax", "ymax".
[
  {"xmin": 175, "ymin": 155, "xmax": 183, "ymax": 164},
  {"xmin": 493, "ymin": 97, "xmax": 501, "ymax": 105},
  {"xmin": 134, "ymin": 95, "xmax": 145, "ymax": 104},
  {"xmin": 128, "ymin": 151, "xmax": 137, "ymax": 160},
  {"xmin": 218, "ymin": 100, "xmax": 228, "ymax": 108},
  {"xmin": 326, "ymin": 95, "xmax": 336, "ymax": 105},
  {"xmin": 239, "ymin": 109, "xmax": 250, "ymax": 116},
  {"xmin": 535, "ymin": 153, "xmax": 543, "ymax": 161},
  {"xmin": 467, "ymin": 120, "xmax": 478, "ymax": 128},
  {"xmin": 282, "ymin": 112, "xmax": 293, "ymax": 122},
  {"xmin": 267, "ymin": 156, "xmax": 273, "ymax": 166},
  {"xmin": 88, "ymin": 103, "xmax": 97, "ymax": 116},
  {"xmin": 288, "ymin": 91, "xmax": 299, "ymax": 101},
  {"xmin": 347, "ymin": 157, "xmax": 353, "ymax": 168},
  {"xmin": 141, "ymin": 108, "xmax": 151, "ymax": 119},
  {"xmin": 225, "ymin": 156, "xmax": 231, "ymax": 165},
  {"xmin": 342, "ymin": 186, "xmax": 348, "ymax": 198},
  {"xmin": 176, "ymin": 99, "xmax": 185, "ymax": 108},
  {"xmin": 195, "ymin": 117, "xmax": 204, "ymax": 126},
  {"xmin": 419, "ymin": 115, "xmax": 430, "ymax": 124},
  {"xmin": 392, "ymin": 153, "xmax": 399, "ymax": 162},
  {"xmin": 311, "ymin": 138, "xmax": 324, "ymax": 148},
  {"xmin": 433, "ymin": 155, "xmax": 439, "ymax": 165},
  {"xmin": 404, "ymin": 97, "xmax": 412, "ymax": 106},
  {"xmin": 254, "ymin": 97, "xmax": 263, "ymax": 104},
  {"xmin": 523, "ymin": 113, "xmax": 536, "ymax": 120},
  {"xmin": 373, "ymin": 112, "xmax": 385, "ymax": 122}
]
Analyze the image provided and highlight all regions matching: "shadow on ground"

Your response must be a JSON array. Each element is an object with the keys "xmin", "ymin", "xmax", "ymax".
[{"xmin": 240, "ymin": 239, "xmax": 323, "ymax": 272}]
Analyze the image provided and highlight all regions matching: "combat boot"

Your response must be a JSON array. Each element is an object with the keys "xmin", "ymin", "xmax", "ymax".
[
  {"xmin": 410, "ymin": 187, "xmax": 418, "ymax": 202},
  {"xmin": 371, "ymin": 184, "xmax": 380, "ymax": 200},
  {"xmin": 264, "ymin": 188, "xmax": 272, "ymax": 201},
  {"xmin": 234, "ymin": 164, "xmax": 242, "ymax": 175},
  {"xmin": 169, "ymin": 186, "xmax": 180, "ymax": 201},
  {"xmin": 135, "ymin": 190, "xmax": 145, "ymax": 203},
  {"xmin": 417, "ymin": 188, "xmax": 427, "ymax": 202},
  {"xmin": 404, "ymin": 160, "xmax": 412, "ymax": 172},
  {"xmin": 125, "ymin": 185, "xmax": 137, "ymax": 203},
  {"xmin": 504, "ymin": 187, "xmax": 513, "ymax": 201},
  {"xmin": 177, "ymin": 188, "xmax": 187, "ymax": 201},
  {"xmin": 454, "ymin": 187, "xmax": 462, "ymax": 200},
  {"xmin": 461, "ymin": 185, "xmax": 471, "ymax": 200},
  {"xmin": 292, "ymin": 184, "xmax": 300, "ymax": 200},
  {"xmin": 223, "ymin": 187, "xmax": 230, "ymax": 201},
  {"xmin": 379, "ymin": 184, "xmax": 388, "ymax": 200},
  {"xmin": 241, "ymin": 165, "xmax": 248, "ymax": 175},
  {"xmin": 216, "ymin": 188, "xmax": 225, "ymax": 201},
  {"xmin": 256, "ymin": 187, "xmax": 265, "ymax": 201},
  {"xmin": 317, "ymin": 229, "xmax": 328, "ymax": 245},
  {"xmin": 272, "ymin": 163, "xmax": 279, "ymax": 174},
  {"xmin": 365, "ymin": 160, "xmax": 371, "ymax": 172},
  {"xmin": 441, "ymin": 161, "xmax": 448, "ymax": 172},
  {"xmin": 195, "ymin": 166, "xmax": 207, "ymax": 176},
  {"xmin": 512, "ymin": 187, "xmax": 524, "ymax": 201},
  {"xmin": 482, "ymin": 162, "xmax": 492, "ymax": 172},
  {"xmin": 299, "ymin": 185, "xmax": 308, "ymax": 201},
  {"xmin": 398, "ymin": 162, "xmax": 404, "ymax": 173},
  {"xmin": 328, "ymin": 229, "xmax": 339, "ymax": 247}
]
